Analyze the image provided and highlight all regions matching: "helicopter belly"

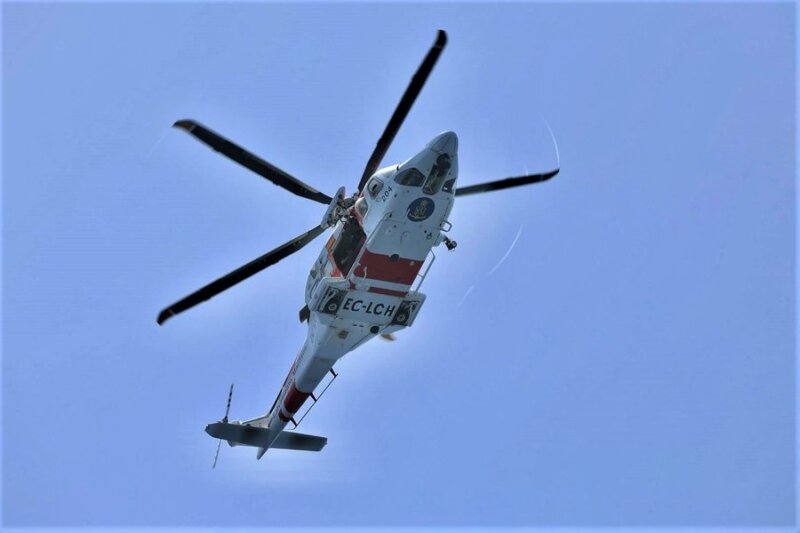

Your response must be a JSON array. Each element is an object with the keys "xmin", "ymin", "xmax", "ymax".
[
  {"xmin": 309, "ymin": 278, "xmax": 425, "ymax": 329},
  {"xmin": 270, "ymin": 304, "xmax": 412, "ymax": 428}
]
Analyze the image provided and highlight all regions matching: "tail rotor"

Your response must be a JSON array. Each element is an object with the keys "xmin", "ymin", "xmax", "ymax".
[{"xmin": 212, "ymin": 383, "xmax": 234, "ymax": 469}]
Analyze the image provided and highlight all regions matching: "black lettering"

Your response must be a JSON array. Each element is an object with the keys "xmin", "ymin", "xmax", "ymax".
[
  {"xmin": 365, "ymin": 301, "xmax": 374, "ymax": 314},
  {"xmin": 352, "ymin": 300, "xmax": 363, "ymax": 312},
  {"xmin": 384, "ymin": 305, "xmax": 396, "ymax": 317},
  {"xmin": 343, "ymin": 298, "xmax": 353, "ymax": 311},
  {"xmin": 374, "ymin": 303, "xmax": 385, "ymax": 315}
]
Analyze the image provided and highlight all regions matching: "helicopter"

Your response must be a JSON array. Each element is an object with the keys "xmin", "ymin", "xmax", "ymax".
[{"xmin": 157, "ymin": 30, "xmax": 559, "ymax": 465}]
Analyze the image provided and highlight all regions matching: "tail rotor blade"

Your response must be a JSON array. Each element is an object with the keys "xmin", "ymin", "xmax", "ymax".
[
  {"xmin": 212, "ymin": 383, "xmax": 235, "ymax": 469},
  {"xmin": 212, "ymin": 438, "xmax": 223, "ymax": 469},
  {"xmin": 157, "ymin": 224, "xmax": 326, "ymax": 325},
  {"xmin": 454, "ymin": 169, "xmax": 560, "ymax": 197},
  {"xmin": 357, "ymin": 30, "xmax": 447, "ymax": 192},
  {"xmin": 174, "ymin": 120, "xmax": 333, "ymax": 205},
  {"xmin": 223, "ymin": 383, "xmax": 234, "ymax": 423}
]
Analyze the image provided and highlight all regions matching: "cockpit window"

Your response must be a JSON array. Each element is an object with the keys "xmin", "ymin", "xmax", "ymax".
[
  {"xmin": 367, "ymin": 178, "xmax": 383, "ymax": 198},
  {"xmin": 423, "ymin": 153, "xmax": 452, "ymax": 195},
  {"xmin": 332, "ymin": 218, "xmax": 366, "ymax": 275},
  {"xmin": 442, "ymin": 178, "xmax": 456, "ymax": 194},
  {"xmin": 394, "ymin": 167, "xmax": 426, "ymax": 187}
]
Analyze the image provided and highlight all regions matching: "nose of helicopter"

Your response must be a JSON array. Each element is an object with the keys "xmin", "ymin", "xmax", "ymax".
[{"xmin": 426, "ymin": 131, "xmax": 458, "ymax": 155}]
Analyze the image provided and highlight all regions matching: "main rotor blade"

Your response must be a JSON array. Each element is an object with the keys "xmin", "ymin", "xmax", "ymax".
[
  {"xmin": 454, "ymin": 169, "xmax": 560, "ymax": 197},
  {"xmin": 157, "ymin": 224, "xmax": 326, "ymax": 325},
  {"xmin": 357, "ymin": 30, "xmax": 448, "ymax": 192},
  {"xmin": 174, "ymin": 120, "xmax": 332, "ymax": 205}
]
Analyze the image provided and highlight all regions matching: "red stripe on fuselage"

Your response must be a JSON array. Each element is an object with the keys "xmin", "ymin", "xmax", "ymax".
[
  {"xmin": 353, "ymin": 249, "xmax": 423, "ymax": 285},
  {"xmin": 369, "ymin": 286, "xmax": 407, "ymax": 297},
  {"xmin": 283, "ymin": 384, "xmax": 311, "ymax": 414}
]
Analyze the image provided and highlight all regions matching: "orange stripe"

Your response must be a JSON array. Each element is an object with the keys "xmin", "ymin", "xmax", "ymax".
[{"xmin": 283, "ymin": 384, "xmax": 310, "ymax": 414}]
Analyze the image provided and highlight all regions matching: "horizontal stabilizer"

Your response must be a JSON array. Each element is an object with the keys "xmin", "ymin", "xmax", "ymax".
[
  {"xmin": 206, "ymin": 422, "xmax": 327, "ymax": 452},
  {"xmin": 206, "ymin": 422, "xmax": 273, "ymax": 447},
  {"xmin": 272, "ymin": 431, "xmax": 327, "ymax": 452}
]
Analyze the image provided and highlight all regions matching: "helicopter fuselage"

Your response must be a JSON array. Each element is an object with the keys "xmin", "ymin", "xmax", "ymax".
[{"xmin": 242, "ymin": 131, "xmax": 459, "ymax": 456}]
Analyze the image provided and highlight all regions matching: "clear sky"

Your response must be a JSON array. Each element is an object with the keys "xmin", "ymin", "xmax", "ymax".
[{"xmin": 2, "ymin": 1, "xmax": 795, "ymax": 530}]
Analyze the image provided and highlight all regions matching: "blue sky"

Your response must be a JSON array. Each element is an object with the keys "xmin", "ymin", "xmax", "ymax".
[{"xmin": 2, "ymin": 2, "xmax": 795, "ymax": 529}]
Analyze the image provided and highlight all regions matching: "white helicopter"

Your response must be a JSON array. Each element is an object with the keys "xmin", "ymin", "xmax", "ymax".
[{"xmin": 157, "ymin": 30, "xmax": 558, "ymax": 465}]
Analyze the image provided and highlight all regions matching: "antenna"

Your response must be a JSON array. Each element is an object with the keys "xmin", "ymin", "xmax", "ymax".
[{"xmin": 212, "ymin": 383, "xmax": 234, "ymax": 469}]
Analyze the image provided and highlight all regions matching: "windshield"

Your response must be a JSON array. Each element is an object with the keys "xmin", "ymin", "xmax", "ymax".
[
  {"xmin": 423, "ymin": 154, "xmax": 452, "ymax": 195},
  {"xmin": 394, "ymin": 167, "xmax": 426, "ymax": 187}
]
